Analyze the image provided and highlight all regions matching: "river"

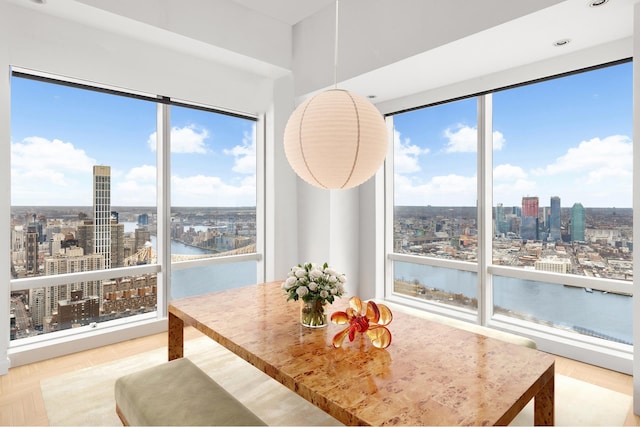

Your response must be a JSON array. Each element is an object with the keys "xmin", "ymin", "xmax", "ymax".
[
  {"xmin": 393, "ymin": 261, "xmax": 632, "ymax": 345},
  {"xmin": 124, "ymin": 223, "xmax": 256, "ymax": 299},
  {"xmin": 124, "ymin": 223, "xmax": 632, "ymax": 344}
]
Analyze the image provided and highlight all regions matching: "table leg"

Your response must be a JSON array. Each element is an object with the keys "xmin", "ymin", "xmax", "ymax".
[
  {"xmin": 168, "ymin": 311, "xmax": 184, "ymax": 361},
  {"xmin": 534, "ymin": 374, "xmax": 554, "ymax": 426}
]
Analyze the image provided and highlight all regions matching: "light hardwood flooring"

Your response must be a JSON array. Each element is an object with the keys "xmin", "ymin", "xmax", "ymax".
[{"xmin": 0, "ymin": 327, "xmax": 638, "ymax": 426}]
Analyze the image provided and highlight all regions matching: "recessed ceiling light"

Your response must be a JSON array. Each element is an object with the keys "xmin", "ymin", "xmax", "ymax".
[
  {"xmin": 588, "ymin": 0, "xmax": 609, "ymax": 7},
  {"xmin": 553, "ymin": 38, "xmax": 571, "ymax": 47},
  {"xmin": 367, "ymin": 95, "xmax": 377, "ymax": 99}
]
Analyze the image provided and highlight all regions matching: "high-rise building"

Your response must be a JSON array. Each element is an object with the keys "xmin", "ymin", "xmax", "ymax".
[
  {"xmin": 495, "ymin": 203, "xmax": 507, "ymax": 236},
  {"xmin": 77, "ymin": 221, "xmax": 124, "ymax": 268},
  {"xmin": 520, "ymin": 216, "xmax": 538, "ymax": 241},
  {"xmin": 135, "ymin": 227, "xmax": 151, "ymax": 251},
  {"xmin": 521, "ymin": 196, "xmax": 539, "ymax": 240},
  {"xmin": 137, "ymin": 213, "xmax": 149, "ymax": 226},
  {"xmin": 25, "ymin": 224, "xmax": 39, "ymax": 275},
  {"xmin": 93, "ymin": 165, "xmax": 112, "ymax": 269},
  {"xmin": 29, "ymin": 288, "xmax": 46, "ymax": 328},
  {"xmin": 43, "ymin": 247, "xmax": 105, "ymax": 319},
  {"xmin": 522, "ymin": 196, "xmax": 539, "ymax": 217},
  {"xmin": 549, "ymin": 196, "xmax": 561, "ymax": 242},
  {"xmin": 571, "ymin": 203, "xmax": 586, "ymax": 242},
  {"xmin": 110, "ymin": 222, "xmax": 125, "ymax": 268}
]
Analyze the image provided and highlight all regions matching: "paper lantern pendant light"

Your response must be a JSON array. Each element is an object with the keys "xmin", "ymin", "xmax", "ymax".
[{"xmin": 284, "ymin": 89, "xmax": 388, "ymax": 189}]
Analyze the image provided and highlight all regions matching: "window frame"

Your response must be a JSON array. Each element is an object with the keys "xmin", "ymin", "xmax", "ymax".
[
  {"xmin": 383, "ymin": 59, "xmax": 634, "ymax": 374},
  {"xmin": 7, "ymin": 68, "xmax": 264, "ymax": 356}
]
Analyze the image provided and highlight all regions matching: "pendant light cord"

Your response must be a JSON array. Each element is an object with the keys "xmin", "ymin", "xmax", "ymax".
[{"xmin": 334, "ymin": 0, "xmax": 339, "ymax": 89}]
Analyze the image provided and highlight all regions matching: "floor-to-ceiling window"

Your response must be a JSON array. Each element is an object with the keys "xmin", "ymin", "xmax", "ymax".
[
  {"xmin": 386, "ymin": 59, "xmax": 632, "ymax": 369},
  {"xmin": 8, "ymin": 70, "xmax": 262, "ymax": 344},
  {"xmin": 168, "ymin": 103, "xmax": 260, "ymax": 299},
  {"xmin": 491, "ymin": 61, "xmax": 633, "ymax": 346},
  {"xmin": 390, "ymin": 97, "xmax": 479, "ymax": 314}
]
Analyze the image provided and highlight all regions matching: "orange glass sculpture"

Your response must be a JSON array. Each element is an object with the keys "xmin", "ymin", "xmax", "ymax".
[{"xmin": 331, "ymin": 296, "xmax": 393, "ymax": 349}]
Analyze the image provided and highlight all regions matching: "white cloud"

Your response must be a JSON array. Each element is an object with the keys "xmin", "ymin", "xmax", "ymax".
[
  {"xmin": 531, "ymin": 135, "xmax": 632, "ymax": 184},
  {"xmin": 394, "ymin": 173, "xmax": 476, "ymax": 206},
  {"xmin": 11, "ymin": 137, "xmax": 96, "ymax": 204},
  {"xmin": 110, "ymin": 165, "xmax": 158, "ymax": 205},
  {"xmin": 494, "ymin": 164, "xmax": 527, "ymax": 181},
  {"xmin": 492, "ymin": 163, "xmax": 537, "ymax": 205},
  {"xmin": 394, "ymin": 129, "xmax": 429, "ymax": 174},
  {"xmin": 147, "ymin": 125, "xmax": 209, "ymax": 153},
  {"xmin": 12, "ymin": 136, "xmax": 95, "ymax": 173},
  {"xmin": 493, "ymin": 131, "xmax": 506, "ymax": 150},
  {"xmin": 223, "ymin": 124, "xmax": 256, "ymax": 174},
  {"xmin": 444, "ymin": 125, "xmax": 505, "ymax": 153},
  {"xmin": 114, "ymin": 180, "xmax": 157, "ymax": 206},
  {"xmin": 172, "ymin": 174, "xmax": 255, "ymax": 207},
  {"xmin": 126, "ymin": 165, "xmax": 156, "ymax": 182}
]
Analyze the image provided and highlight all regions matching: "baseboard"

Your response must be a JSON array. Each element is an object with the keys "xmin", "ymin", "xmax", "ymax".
[
  {"xmin": 7, "ymin": 318, "xmax": 167, "ymax": 369},
  {"xmin": 0, "ymin": 355, "xmax": 9, "ymax": 375}
]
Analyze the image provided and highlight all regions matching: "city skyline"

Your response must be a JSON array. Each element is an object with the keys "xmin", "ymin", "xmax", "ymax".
[{"xmin": 393, "ymin": 61, "xmax": 632, "ymax": 208}]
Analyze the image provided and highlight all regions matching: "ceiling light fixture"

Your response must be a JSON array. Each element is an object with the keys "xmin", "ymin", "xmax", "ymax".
[
  {"xmin": 553, "ymin": 38, "xmax": 571, "ymax": 47},
  {"xmin": 283, "ymin": 0, "xmax": 388, "ymax": 190},
  {"xmin": 588, "ymin": 0, "xmax": 609, "ymax": 7}
]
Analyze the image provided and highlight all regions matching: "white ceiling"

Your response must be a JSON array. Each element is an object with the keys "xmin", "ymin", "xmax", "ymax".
[
  {"xmin": 229, "ymin": 0, "xmax": 335, "ymax": 25},
  {"xmin": 8, "ymin": 0, "xmax": 639, "ymax": 105}
]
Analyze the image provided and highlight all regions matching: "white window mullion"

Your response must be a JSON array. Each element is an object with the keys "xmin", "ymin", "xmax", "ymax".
[
  {"xmin": 156, "ymin": 101, "xmax": 171, "ymax": 317},
  {"xmin": 383, "ymin": 115, "xmax": 395, "ymax": 300},
  {"xmin": 256, "ymin": 114, "xmax": 266, "ymax": 283},
  {"xmin": 477, "ymin": 94, "xmax": 493, "ymax": 326}
]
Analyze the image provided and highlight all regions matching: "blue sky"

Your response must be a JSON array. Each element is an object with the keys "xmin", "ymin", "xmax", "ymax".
[
  {"xmin": 10, "ymin": 76, "xmax": 256, "ymax": 207},
  {"xmin": 393, "ymin": 61, "xmax": 632, "ymax": 208},
  {"xmin": 11, "ymin": 61, "xmax": 632, "ymax": 209}
]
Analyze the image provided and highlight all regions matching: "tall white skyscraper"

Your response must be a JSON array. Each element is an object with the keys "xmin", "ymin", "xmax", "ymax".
[{"xmin": 93, "ymin": 165, "xmax": 112, "ymax": 269}]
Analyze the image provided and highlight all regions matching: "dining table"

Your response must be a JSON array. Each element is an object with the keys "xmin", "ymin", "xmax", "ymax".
[{"xmin": 168, "ymin": 281, "xmax": 554, "ymax": 426}]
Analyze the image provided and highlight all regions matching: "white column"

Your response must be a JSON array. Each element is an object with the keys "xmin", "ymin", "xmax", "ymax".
[
  {"xmin": 0, "ymin": 0, "xmax": 10, "ymax": 375},
  {"xmin": 156, "ymin": 102, "xmax": 171, "ymax": 314},
  {"xmin": 296, "ymin": 181, "xmax": 361, "ymax": 298},
  {"xmin": 264, "ymin": 75, "xmax": 298, "ymax": 282},
  {"xmin": 477, "ymin": 94, "xmax": 493, "ymax": 326},
  {"xmin": 329, "ymin": 187, "xmax": 360, "ymax": 297}
]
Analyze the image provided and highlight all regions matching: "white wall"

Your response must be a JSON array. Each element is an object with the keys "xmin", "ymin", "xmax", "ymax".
[
  {"xmin": 0, "ymin": 1, "xmax": 11, "ymax": 375},
  {"xmin": 633, "ymin": 2, "xmax": 640, "ymax": 416}
]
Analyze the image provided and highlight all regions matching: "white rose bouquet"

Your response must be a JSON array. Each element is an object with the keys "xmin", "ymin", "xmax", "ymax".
[{"xmin": 282, "ymin": 262, "xmax": 346, "ymax": 305}]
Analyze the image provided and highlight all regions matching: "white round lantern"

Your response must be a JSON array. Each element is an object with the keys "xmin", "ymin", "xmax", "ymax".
[{"xmin": 283, "ymin": 89, "xmax": 388, "ymax": 190}]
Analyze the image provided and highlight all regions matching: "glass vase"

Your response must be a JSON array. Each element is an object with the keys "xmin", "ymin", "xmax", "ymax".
[{"xmin": 300, "ymin": 299, "xmax": 328, "ymax": 328}]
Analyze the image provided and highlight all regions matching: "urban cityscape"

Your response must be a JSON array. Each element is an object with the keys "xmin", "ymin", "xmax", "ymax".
[
  {"xmin": 11, "ymin": 168, "xmax": 633, "ymax": 342},
  {"xmin": 394, "ymin": 198, "xmax": 632, "ymax": 281},
  {"xmin": 10, "ymin": 166, "xmax": 257, "ymax": 340}
]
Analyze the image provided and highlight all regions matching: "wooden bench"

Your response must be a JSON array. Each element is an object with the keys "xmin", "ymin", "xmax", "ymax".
[{"xmin": 114, "ymin": 357, "xmax": 266, "ymax": 426}]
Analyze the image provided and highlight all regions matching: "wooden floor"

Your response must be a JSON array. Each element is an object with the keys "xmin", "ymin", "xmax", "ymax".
[{"xmin": 0, "ymin": 327, "xmax": 638, "ymax": 426}]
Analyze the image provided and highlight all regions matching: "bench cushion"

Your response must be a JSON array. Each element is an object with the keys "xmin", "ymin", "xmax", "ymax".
[{"xmin": 114, "ymin": 357, "xmax": 266, "ymax": 426}]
